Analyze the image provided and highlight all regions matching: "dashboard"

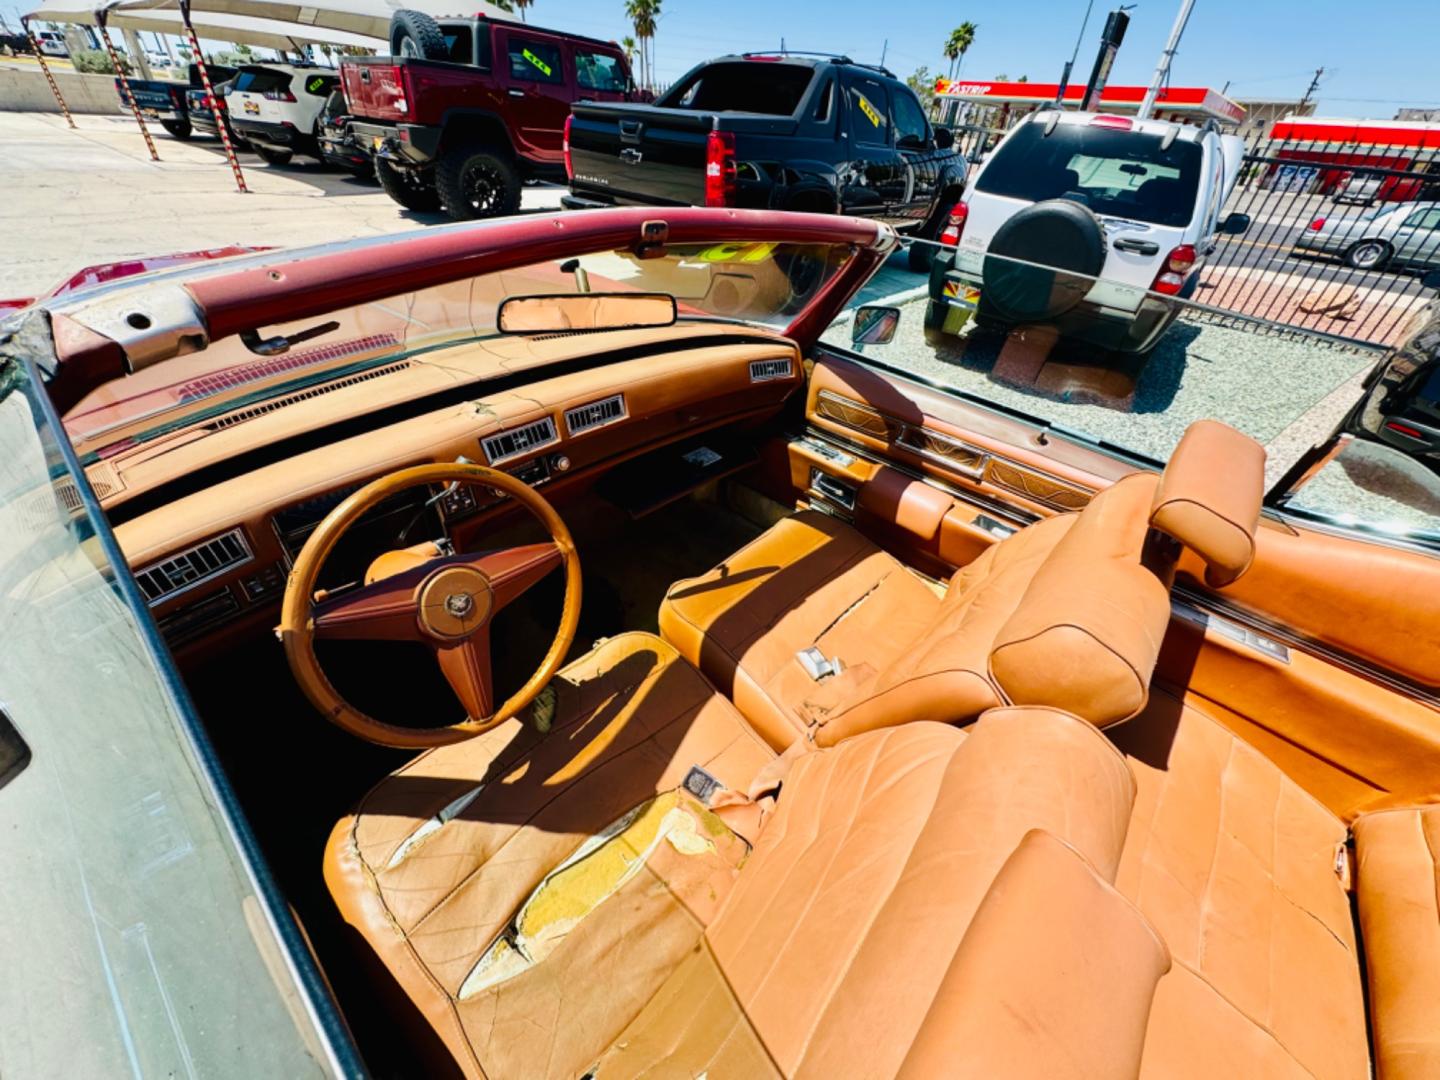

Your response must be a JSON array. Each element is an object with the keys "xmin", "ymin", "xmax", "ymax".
[{"xmin": 105, "ymin": 330, "xmax": 803, "ymax": 655}]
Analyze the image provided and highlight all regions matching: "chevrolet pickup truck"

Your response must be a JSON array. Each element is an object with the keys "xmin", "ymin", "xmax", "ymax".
[
  {"xmin": 340, "ymin": 11, "xmax": 637, "ymax": 219},
  {"xmin": 563, "ymin": 53, "xmax": 968, "ymax": 271},
  {"xmin": 114, "ymin": 63, "xmax": 238, "ymax": 140}
]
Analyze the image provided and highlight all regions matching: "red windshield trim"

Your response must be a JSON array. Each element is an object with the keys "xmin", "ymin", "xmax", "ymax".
[{"xmin": 187, "ymin": 208, "xmax": 889, "ymax": 343}]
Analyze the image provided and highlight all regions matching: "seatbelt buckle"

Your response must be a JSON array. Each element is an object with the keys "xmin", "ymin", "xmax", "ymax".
[{"xmin": 797, "ymin": 646, "xmax": 843, "ymax": 681}]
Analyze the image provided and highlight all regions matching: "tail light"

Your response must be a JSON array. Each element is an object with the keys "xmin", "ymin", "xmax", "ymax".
[
  {"xmin": 262, "ymin": 86, "xmax": 297, "ymax": 102},
  {"xmin": 1151, "ymin": 244, "xmax": 1197, "ymax": 295},
  {"xmin": 1309, "ymin": 216, "xmax": 1326, "ymax": 231},
  {"xmin": 390, "ymin": 65, "xmax": 410, "ymax": 116},
  {"xmin": 939, "ymin": 202, "xmax": 969, "ymax": 247},
  {"xmin": 563, "ymin": 114, "xmax": 573, "ymax": 179},
  {"xmin": 705, "ymin": 130, "xmax": 737, "ymax": 207},
  {"xmin": 170, "ymin": 86, "xmax": 185, "ymax": 108}
]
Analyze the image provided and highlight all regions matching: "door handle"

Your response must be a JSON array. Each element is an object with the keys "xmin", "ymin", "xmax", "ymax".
[
  {"xmin": 1112, "ymin": 237, "xmax": 1160, "ymax": 256},
  {"xmin": 508, "ymin": 89, "xmax": 525, "ymax": 98}
]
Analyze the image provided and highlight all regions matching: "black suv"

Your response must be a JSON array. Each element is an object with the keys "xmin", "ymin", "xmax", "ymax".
[{"xmin": 563, "ymin": 53, "xmax": 967, "ymax": 270}]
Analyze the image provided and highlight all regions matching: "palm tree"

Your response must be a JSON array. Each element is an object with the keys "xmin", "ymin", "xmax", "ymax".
[
  {"xmin": 621, "ymin": 34, "xmax": 637, "ymax": 69},
  {"xmin": 944, "ymin": 22, "xmax": 977, "ymax": 82},
  {"xmin": 625, "ymin": 0, "xmax": 660, "ymax": 91},
  {"xmin": 511, "ymin": 0, "xmax": 532, "ymax": 21}
]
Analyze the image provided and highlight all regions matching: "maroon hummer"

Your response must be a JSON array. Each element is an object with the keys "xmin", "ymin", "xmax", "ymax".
[{"xmin": 340, "ymin": 11, "xmax": 638, "ymax": 221}]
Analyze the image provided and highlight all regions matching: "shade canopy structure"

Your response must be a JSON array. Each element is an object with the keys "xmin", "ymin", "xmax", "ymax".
[
  {"xmin": 27, "ymin": 0, "xmax": 386, "ymax": 52},
  {"xmin": 114, "ymin": 0, "xmax": 507, "ymax": 43}
]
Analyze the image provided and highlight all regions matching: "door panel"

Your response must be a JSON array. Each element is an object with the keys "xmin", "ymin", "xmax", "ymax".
[
  {"xmin": 1177, "ymin": 518, "xmax": 1440, "ymax": 689},
  {"xmin": 496, "ymin": 29, "xmax": 571, "ymax": 160}
]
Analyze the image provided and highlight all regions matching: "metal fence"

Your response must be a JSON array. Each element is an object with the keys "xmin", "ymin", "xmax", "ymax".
[
  {"xmin": 1198, "ymin": 132, "xmax": 1440, "ymax": 345},
  {"xmin": 944, "ymin": 119, "xmax": 1440, "ymax": 346}
]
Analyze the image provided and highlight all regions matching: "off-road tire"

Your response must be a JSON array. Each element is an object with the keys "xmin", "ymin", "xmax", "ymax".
[
  {"xmin": 255, "ymin": 146, "xmax": 293, "ymax": 166},
  {"xmin": 1345, "ymin": 240, "xmax": 1393, "ymax": 271},
  {"xmin": 376, "ymin": 156, "xmax": 441, "ymax": 211},
  {"xmin": 435, "ymin": 143, "xmax": 521, "ymax": 221},
  {"xmin": 390, "ymin": 10, "xmax": 447, "ymax": 61},
  {"xmin": 161, "ymin": 119, "xmax": 192, "ymax": 140}
]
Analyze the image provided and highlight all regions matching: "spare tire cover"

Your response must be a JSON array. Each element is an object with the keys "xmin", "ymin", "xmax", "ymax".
[{"xmin": 982, "ymin": 199, "xmax": 1106, "ymax": 322}]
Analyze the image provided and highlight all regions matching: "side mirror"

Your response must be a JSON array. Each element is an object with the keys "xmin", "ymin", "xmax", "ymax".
[
  {"xmin": 933, "ymin": 126, "xmax": 954, "ymax": 150},
  {"xmin": 1221, "ymin": 212, "xmax": 1251, "ymax": 236},
  {"xmin": 1422, "ymin": 268, "xmax": 1440, "ymax": 290},
  {"xmin": 852, "ymin": 305, "xmax": 900, "ymax": 346}
]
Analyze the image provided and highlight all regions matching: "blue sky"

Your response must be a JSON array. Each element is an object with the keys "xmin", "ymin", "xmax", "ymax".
[
  {"xmin": 9, "ymin": 0, "xmax": 1438, "ymax": 118},
  {"xmin": 523, "ymin": 0, "xmax": 1440, "ymax": 118}
]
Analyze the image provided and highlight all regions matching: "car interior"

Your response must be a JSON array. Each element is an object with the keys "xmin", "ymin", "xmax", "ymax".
[{"xmin": 46, "ymin": 217, "xmax": 1440, "ymax": 1079}]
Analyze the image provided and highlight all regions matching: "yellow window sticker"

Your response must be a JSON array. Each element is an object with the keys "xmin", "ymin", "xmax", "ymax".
[
  {"xmin": 522, "ymin": 48, "xmax": 552, "ymax": 77},
  {"xmin": 856, "ymin": 92, "xmax": 884, "ymax": 129},
  {"xmin": 694, "ymin": 242, "xmax": 777, "ymax": 264}
]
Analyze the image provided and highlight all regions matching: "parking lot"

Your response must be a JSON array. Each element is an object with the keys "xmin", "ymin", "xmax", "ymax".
[{"xmin": 5, "ymin": 108, "xmax": 1436, "ymax": 540}]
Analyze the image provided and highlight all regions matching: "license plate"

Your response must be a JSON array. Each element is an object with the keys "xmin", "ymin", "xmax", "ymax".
[
  {"xmin": 943, "ymin": 281, "xmax": 981, "ymax": 310},
  {"xmin": 243, "ymin": 100, "xmax": 260, "ymax": 115},
  {"xmin": 141, "ymin": 108, "xmax": 159, "ymax": 119}
]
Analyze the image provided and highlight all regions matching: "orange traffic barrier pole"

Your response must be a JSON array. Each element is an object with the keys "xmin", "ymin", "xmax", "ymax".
[
  {"xmin": 179, "ymin": 0, "xmax": 247, "ymax": 193},
  {"xmin": 21, "ymin": 18, "xmax": 76, "ymax": 129},
  {"xmin": 96, "ymin": 9, "xmax": 160, "ymax": 161}
]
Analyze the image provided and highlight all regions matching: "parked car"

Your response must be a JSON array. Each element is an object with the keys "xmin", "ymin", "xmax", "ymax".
[
  {"xmin": 115, "ymin": 63, "xmax": 238, "ymax": 140},
  {"xmin": 563, "ymin": 52, "xmax": 967, "ymax": 272},
  {"xmin": 340, "ymin": 10, "xmax": 638, "ymax": 218},
  {"xmin": 6, "ymin": 205, "xmax": 1440, "ymax": 1080},
  {"xmin": 1344, "ymin": 269, "xmax": 1440, "ymax": 469},
  {"xmin": 185, "ymin": 77, "xmax": 244, "ymax": 145},
  {"xmin": 317, "ymin": 88, "xmax": 372, "ymax": 177},
  {"xmin": 924, "ymin": 110, "xmax": 1250, "ymax": 354},
  {"xmin": 1294, "ymin": 201, "xmax": 1440, "ymax": 272},
  {"xmin": 229, "ymin": 63, "xmax": 341, "ymax": 165},
  {"xmin": 33, "ymin": 29, "xmax": 67, "ymax": 56}
]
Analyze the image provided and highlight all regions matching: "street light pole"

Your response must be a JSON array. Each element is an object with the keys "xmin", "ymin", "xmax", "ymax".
[
  {"xmin": 1056, "ymin": 0, "xmax": 1095, "ymax": 106},
  {"xmin": 1137, "ymin": 0, "xmax": 1196, "ymax": 120}
]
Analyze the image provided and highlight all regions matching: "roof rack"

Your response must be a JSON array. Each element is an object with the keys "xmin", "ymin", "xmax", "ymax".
[{"xmin": 738, "ymin": 49, "xmax": 895, "ymax": 78}]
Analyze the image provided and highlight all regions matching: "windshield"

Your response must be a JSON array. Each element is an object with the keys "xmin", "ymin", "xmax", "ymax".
[
  {"xmin": 62, "ymin": 239, "xmax": 853, "ymax": 456},
  {"xmin": 976, "ymin": 122, "xmax": 1203, "ymax": 228},
  {"xmin": 660, "ymin": 62, "xmax": 815, "ymax": 115}
]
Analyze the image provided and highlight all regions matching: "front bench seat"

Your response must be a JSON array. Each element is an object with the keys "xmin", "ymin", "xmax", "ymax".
[
  {"xmin": 326, "ymin": 676, "xmax": 1141, "ymax": 1078},
  {"xmin": 660, "ymin": 419, "xmax": 1266, "ymax": 749}
]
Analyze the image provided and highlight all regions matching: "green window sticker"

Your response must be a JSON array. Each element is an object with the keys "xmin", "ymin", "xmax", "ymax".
[{"xmin": 522, "ymin": 48, "xmax": 552, "ymax": 77}]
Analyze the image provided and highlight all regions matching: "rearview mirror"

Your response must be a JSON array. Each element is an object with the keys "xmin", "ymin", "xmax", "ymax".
[
  {"xmin": 1222, "ymin": 212, "xmax": 1251, "ymax": 236},
  {"xmin": 852, "ymin": 305, "xmax": 900, "ymax": 346},
  {"xmin": 933, "ymin": 126, "xmax": 954, "ymax": 150},
  {"xmin": 498, "ymin": 292, "xmax": 677, "ymax": 333}
]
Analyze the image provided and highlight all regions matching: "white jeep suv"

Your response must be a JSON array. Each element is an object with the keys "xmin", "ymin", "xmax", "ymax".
[
  {"xmin": 925, "ymin": 110, "xmax": 1249, "ymax": 355},
  {"xmin": 229, "ymin": 64, "xmax": 341, "ymax": 166}
]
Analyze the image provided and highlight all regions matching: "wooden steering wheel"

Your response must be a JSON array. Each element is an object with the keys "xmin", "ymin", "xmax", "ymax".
[{"xmin": 277, "ymin": 463, "xmax": 581, "ymax": 749}]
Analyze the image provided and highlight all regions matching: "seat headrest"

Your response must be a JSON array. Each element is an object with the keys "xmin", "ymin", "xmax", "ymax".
[
  {"xmin": 1150, "ymin": 420, "xmax": 1265, "ymax": 587},
  {"xmin": 896, "ymin": 830, "xmax": 1170, "ymax": 1079},
  {"xmin": 989, "ymin": 475, "xmax": 1171, "ymax": 727}
]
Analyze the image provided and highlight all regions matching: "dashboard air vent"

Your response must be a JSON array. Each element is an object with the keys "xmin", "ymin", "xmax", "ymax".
[
  {"xmin": 749, "ymin": 357, "xmax": 792, "ymax": 382},
  {"xmin": 564, "ymin": 394, "xmax": 626, "ymax": 435},
  {"xmin": 134, "ymin": 528, "xmax": 251, "ymax": 606},
  {"xmin": 481, "ymin": 416, "xmax": 558, "ymax": 464}
]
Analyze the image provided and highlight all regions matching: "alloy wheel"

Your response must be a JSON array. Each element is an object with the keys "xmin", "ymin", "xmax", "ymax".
[{"xmin": 462, "ymin": 162, "xmax": 509, "ymax": 215}]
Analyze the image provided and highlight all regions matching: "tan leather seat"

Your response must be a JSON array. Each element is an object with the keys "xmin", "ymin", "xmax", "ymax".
[
  {"xmin": 661, "ymin": 419, "xmax": 1265, "ymax": 750},
  {"xmin": 1112, "ymin": 691, "xmax": 1370, "ymax": 1079},
  {"xmin": 327, "ymin": 687, "xmax": 1144, "ymax": 1078}
]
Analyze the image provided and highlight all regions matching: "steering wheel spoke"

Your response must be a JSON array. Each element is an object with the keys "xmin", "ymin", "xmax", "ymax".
[
  {"xmin": 435, "ymin": 629, "xmax": 494, "ymax": 721},
  {"xmin": 467, "ymin": 541, "xmax": 565, "ymax": 612},
  {"xmin": 312, "ymin": 578, "xmax": 423, "ymax": 642}
]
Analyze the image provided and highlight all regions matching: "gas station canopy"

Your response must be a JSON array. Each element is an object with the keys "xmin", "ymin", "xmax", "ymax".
[{"xmin": 935, "ymin": 79, "xmax": 1247, "ymax": 127}]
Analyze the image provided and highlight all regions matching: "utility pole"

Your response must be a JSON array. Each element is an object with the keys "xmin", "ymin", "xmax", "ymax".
[
  {"xmin": 1137, "ymin": 0, "xmax": 1196, "ymax": 120},
  {"xmin": 1056, "ymin": 0, "xmax": 1096, "ymax": 106},
  {"xmin": 1297, "ymin": 67, "xmax": 1324, "ymax": 112}
]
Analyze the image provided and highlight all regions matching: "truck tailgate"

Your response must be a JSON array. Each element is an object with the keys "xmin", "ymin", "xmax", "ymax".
[
  {"xmin": 568, "ymin": 103, "xmax": 718, "ymax": 205},
  {"xmin": 340, "ymin": 60, "xmax": 408, "ymax": 123}
]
